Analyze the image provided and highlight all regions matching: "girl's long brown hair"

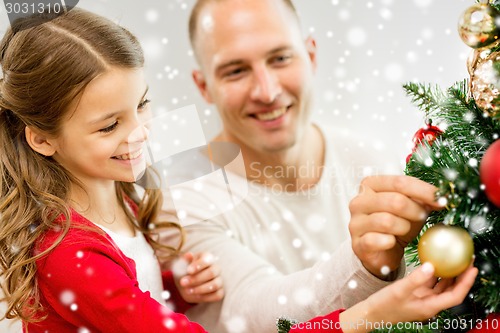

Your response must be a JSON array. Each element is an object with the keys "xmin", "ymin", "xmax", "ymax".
[{"xmin": 0, "ymin": 8, "xmax": 182, "ymax": 323}]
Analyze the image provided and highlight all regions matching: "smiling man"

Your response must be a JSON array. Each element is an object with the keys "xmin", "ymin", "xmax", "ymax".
[
  {"xmin": 159, "ymin": 0, "xmax": 443, "ymax": 332},
  {"xmin": 191, "ymin": 0, "xmax": 321, "ymax": 190}
]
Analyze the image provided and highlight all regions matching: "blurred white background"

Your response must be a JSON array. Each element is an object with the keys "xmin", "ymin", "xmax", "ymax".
[{"xmin": 0, "ymin": 0, "xmax": 472, "ymax": 331}]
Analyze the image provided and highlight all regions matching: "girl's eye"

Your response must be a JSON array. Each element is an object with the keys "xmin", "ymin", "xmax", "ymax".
[
  {"xmin": 99, "ymin": 121, "xmax": 118, "ymax": 133},
  {"xmin": 138, "ymin": 99, "xmax": 151, "ymax": 110}
]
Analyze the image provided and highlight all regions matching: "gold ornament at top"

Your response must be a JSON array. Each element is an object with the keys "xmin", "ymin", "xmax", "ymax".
[
  {"xmin": 458, "ymin": 3, "xmax": 500, "ymax": 49},
  {"xmin": 470, "ymin": 49, "xmax": 500, "ymax": 117}
]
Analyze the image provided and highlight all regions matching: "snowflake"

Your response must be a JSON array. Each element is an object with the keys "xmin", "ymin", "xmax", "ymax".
[
  {"xmin": 164, "ymin": 318, "xmax": 176, "ymax": 330},
  {"xmin": 277, "ymin": 295, "xmax": 287, "ymax": 305},
  {"xmin": 292, "ymin": 239, "xmax": 302, "ymax": 248},
  {"xmin": 145, "ymin": 9, "xmax": 159, "ymax": 23},
  {"xmin": 282, "ymin": 210, "xmax": 294, "ymax": 222},
  {"xmin": 161, "ymin": 290, "xmax": 171, "ymax": 301},
  {"xmin": 469, "ymin": 216, "xmax": 490, "ymax": 235},
  {"xmin": 224, "ymin": 316, "xmax": 247, "ymax": 333},
  {"xmin": 293, "ymin": 287, "xmax": 314, "ymax": 306},
  {"xmin": 406, "ymin": 51, "xmax": 418, "ymax": 63},
  {"xmin": 380, "ymin": 265, "xmax": 391, "ymax": 276},
  {"xmin": 306, "ymin": 214, "xmax": 326, "ymax": 232},
  {"xmin": 384, "ymin": 63, "xmax": 404, "ymax": 82},
  {"xmin": 171, "ymin": 257, "xmax": 189, "ymax": 277},
  {"xmin": 270, "ymin": 222, "xmax": 281, "ymax": 231},
  {"xmin": 60, "ymin": 290, "xmax": 75, "ymax": 305},
  {"xmin": 468, "ymin": 158, "xmax": 478, "ymax": 167},
  {"xmin": 379, "ymin": 8, "xmax": 392, "ymax": 20}
]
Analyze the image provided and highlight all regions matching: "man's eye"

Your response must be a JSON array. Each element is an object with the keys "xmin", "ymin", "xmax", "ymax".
[
  {"xmin": 224, "ymin": 68, "xmax": 246, "ymax": 78},
  {"xmin": 273, "ymin": 55, "xmax": 292, "ymax": 64},
  {"xmin": 138, "ymin": 99, "xmax": 151, "ymax": 110},
  {"xmin": 99, "ymin": 121, "xmax": 118, "ymax": 133}
]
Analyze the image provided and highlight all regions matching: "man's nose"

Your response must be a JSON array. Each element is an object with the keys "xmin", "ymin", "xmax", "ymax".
[{"xmin": 250, "ymin": 66, "xmax": 282, "ymax": 103}]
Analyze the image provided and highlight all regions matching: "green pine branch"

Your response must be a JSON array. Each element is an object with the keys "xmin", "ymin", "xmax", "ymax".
[
  {"xmin": 276, "ymin": 317, "xmax": 298, "ymax": 333},
  {"xmin": 489, "ymin": 0, "xmax": 500, "ymax": 12},
  {"xmin": 403, "ymin": 82, "xmax": 446, "ymax": 116},
  {"xmin": 278, "ymin": 71, "xmax": 500, "ymax": 333},
  {"xmin": 375, "ymin": 78, "xmax": 500, "ymax": 333}
]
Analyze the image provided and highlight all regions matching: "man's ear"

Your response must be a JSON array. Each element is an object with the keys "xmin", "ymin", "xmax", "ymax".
[
  {"xmin": 25, "ymin": 126, "xmax": 56, "ymax": 156},
  {"xmin": 192, "ymin": 69, "xmax": 214, "ymax": 103},
  {"xmin": 305, "ymin": 36, "xmax": 318, "ymax": 72}
]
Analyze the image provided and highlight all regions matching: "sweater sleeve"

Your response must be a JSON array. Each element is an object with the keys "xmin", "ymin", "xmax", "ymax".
[
  {"xmin": 170, "ymin": 223, "xmax": 404, "ymax": 332},
  {"xmin": 34, "ymin": 230, "xmax": 207, "ymax": 333},
  {"xmin": 289, "ymin": 309, "xmax": 345, "ymax": 333}
]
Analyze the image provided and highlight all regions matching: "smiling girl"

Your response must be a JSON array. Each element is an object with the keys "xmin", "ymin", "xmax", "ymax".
[{"xmin": 0, "ymin": 8, "xmax": 221, "ymax": 332}]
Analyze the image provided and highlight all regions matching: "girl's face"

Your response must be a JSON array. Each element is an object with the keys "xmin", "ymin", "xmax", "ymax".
[{"xmin": 49, "ymin": 67, "xmax": 150, "ymax": 187}]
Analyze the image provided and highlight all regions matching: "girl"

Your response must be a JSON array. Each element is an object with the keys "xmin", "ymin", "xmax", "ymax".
[
  {"xmin": 0, "ymin": 7, "xmax": 477, "ymax": 333},
  {"xmin": 0, "ymin": 8, "xmax": 221, "ymax": 333}
]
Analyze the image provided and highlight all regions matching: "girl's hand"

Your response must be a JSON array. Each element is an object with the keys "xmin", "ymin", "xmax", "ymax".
[
  {"xmin": 175, "ymin": 252, "xmax": 224, "ymax": 304},
  {"xmin": 340, "ymin": 262, "xmax": 478, "ymax": 333}
]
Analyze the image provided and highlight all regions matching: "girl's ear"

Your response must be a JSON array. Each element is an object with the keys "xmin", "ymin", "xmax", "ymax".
[{"xmin": 25, "ymin": 126, "xmax": 57, "ymax": 156}]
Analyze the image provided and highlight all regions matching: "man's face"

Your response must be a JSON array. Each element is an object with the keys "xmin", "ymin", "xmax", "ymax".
[{"xmin": 193, "ymin": 0, "xmax": 317, "ymax": 154}]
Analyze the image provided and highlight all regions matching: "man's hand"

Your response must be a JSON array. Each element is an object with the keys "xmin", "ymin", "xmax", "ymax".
[{"xmin": 349, "ymin": 175, "xmax": 444, "ymax": 279}]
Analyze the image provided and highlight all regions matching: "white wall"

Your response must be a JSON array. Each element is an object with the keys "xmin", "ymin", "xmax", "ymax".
[{"xmin": 0, "ymin": 0, "xmax": 472, "ymax": 331}]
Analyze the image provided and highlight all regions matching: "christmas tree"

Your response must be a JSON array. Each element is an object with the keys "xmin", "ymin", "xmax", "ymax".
[
  {"xmin": 278, "ymin": 1, "xmax": 500, "ymax": 332},
  {"xmin": 372, "ymin": 1, "xmax": 500, "ymax": 332},
  {"xmin": 396, "ymin": 1, "xmax": 500, "ymax": 332}
]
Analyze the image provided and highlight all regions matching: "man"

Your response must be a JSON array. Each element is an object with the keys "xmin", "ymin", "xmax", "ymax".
[{"xmin": 160, "ymin": 0, "xmax": 442, "ymax": 331}]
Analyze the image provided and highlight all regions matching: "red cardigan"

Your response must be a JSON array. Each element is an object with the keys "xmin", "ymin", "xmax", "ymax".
[{"xmin": 25, "ymin": 211, "xmax": 206, "ymax": 333}]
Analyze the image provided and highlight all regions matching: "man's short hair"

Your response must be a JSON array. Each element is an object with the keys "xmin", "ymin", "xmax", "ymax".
[{"xmin": 188, "ymin": 0, "xmax": 299, "ymax": 51}]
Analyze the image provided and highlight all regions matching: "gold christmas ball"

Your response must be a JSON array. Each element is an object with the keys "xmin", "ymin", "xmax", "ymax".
[
  {"xmin": 418, "ymin": 224, "xmax": 474, "ymax": 278},
  {"xmin": 458, "ymin": 3, "xmax": 500, "ymax": 49},
  {"xmin": 470, "ymin": 50, "xmax": 500, "ymax": 118}
]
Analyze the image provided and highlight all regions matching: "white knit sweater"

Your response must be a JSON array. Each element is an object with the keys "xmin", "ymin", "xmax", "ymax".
[{"xmin": 160, "ymin": 124, "xmax": 404, "ymax": 332}]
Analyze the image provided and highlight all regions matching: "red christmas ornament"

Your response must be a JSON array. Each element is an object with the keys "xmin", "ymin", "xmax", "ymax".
[
  {"xmin": 480, "ymin": 139, "xmax": 500, "ymax": 207},
  {"xmin": 406, "ymin": 120, "xmax": 444, "ymax": 163}
]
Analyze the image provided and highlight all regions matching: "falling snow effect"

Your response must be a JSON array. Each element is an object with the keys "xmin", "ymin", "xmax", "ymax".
[
  {"xmin": 170, "ymin": 257, "xmax": 189, "ymax": 277},
  {"xmin": 277, "ymin": 295, "xmax": 288, "ymax": 305},
  {"xmin": 380, "ymin": 265, "xmax": 391, "ymax": 276},
  {"xmin": 37, "ymin": 0, "xmax": 470, "ymax": 165},
  {"xmin": 348, "ymin": 279, "xmax": 358, "ymax": 289},
  {"xmin": 224, "ymin": 316, "xmax": 247, "ymax": 333},
  {"xmin": 60, "ymin": 290, "xmax": 76, "ymax": 306},
  {"xmin": 161, "ymin": 290, "xmax": 171, "ymax": 301},
  {"xmin": 293, "ymin": 287, "xmax": 314, "ymax": 306},
  {"xmin": 469, "ymin": 216, "xmax": 491, "ymax": 235},
  {"xmin": 164, "ymin": 318, "xmax": 176, "ymax": 330},
  {"xmin": 0, "ymin": 1, "xmax": 479, "ymax": 332}
]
